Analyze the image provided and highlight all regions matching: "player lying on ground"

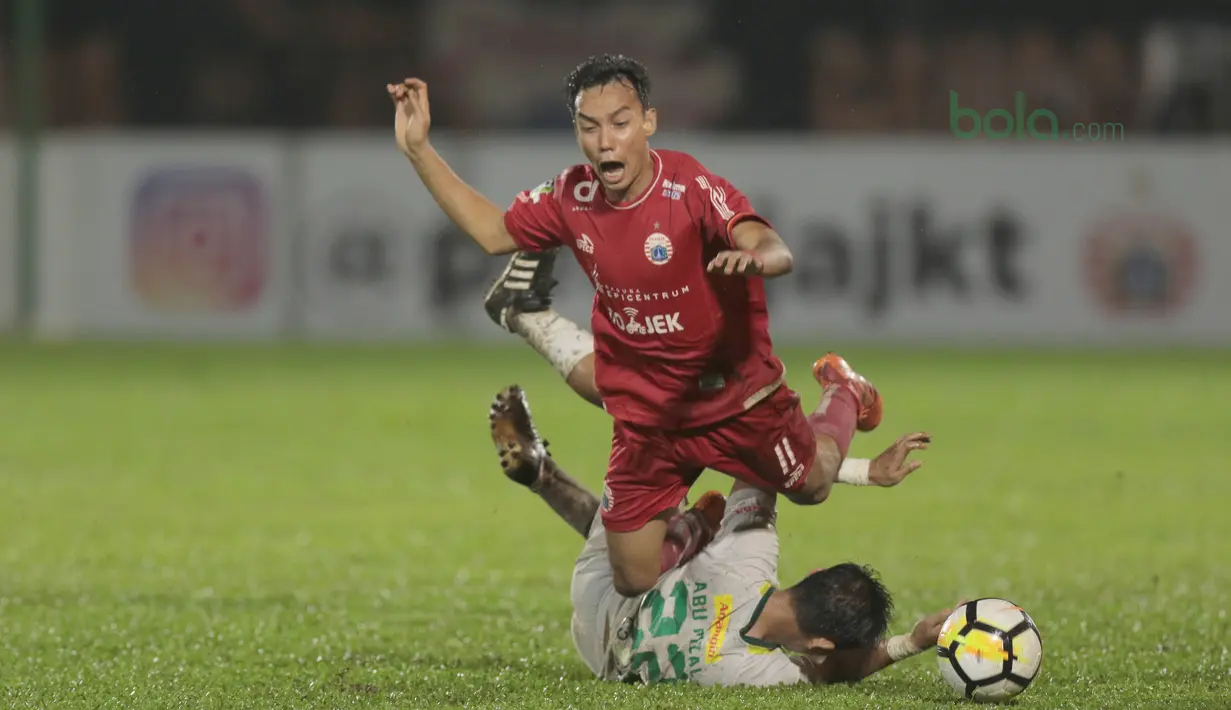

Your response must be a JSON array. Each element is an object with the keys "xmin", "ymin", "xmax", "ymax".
[
  {"xmin": 489, "ymin": 384, "xmax": 950, "ymax": 686},
  {"xmin": 391, "ymin": 54, "xmax": 883, "ymax": 597}
]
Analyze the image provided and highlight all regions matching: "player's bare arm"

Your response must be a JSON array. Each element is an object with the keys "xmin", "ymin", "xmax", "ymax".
[
  {"xmin": 788, "ymin": 422, "xmax": 928, "ymax": 508},
  {"xmin": 805, "ymin": 605, "xmax": 955, "ymax": 684},
  {"xmin": 821, "ymin": 431, "xmax": 932, "ymax": 491},
  {"xmin": 707, "ymin": 221, "xmax": 794, "ymax": 277},
  {"xmin": 387, "ymin": 78, "xmax": 519, "ymax": 254}
]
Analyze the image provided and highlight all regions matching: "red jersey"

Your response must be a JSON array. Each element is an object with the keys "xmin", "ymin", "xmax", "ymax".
[{"xmin": 503, "ymin": 149, "xmax": 785, "ymax": 429}]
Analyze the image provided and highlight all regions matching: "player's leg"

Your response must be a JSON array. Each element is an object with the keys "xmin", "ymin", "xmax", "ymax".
[
  {"xmin": 602, "ymin": 421, "xmax": 725, "ymax": 597},
  {"xmin": 488, "ymin": 383, "xmax": 648, "ymax": 675},
  {"xmin": 790, "ymin": 353, "xmax": 883, "ymax": 505},
  {"xmin": 604, "ymin": 498, "xmax": 725, "ymax": 597},
  {"xmin": 563, "ymin": 482, "xmax": 726, "ymax": 676},
  {"xmin": 489, "ymin": 383, "xmax": 724, "ymax": 589},
  {"xmin": 489, "ymin": 385, "xmax": 599, "ymax": 536},
  {"xmin": 561, "ymin": 352, "xmax": 598, "ymax": 406},
  {"xmin": 604, "ymin": 514, "xmax": 672, "ymax": 597},
  {"xmin": 483, "ymin": 249, "xmax": 602, "ymax": 407},
  {"xmin": 696, "ymin": 352, "xmax": 882, "ymax": 507}
]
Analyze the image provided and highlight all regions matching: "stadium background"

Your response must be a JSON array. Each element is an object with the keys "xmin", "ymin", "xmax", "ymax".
[{"xmin": 1, "ymin": 2, "xmax": 1229, "ymax": 708}]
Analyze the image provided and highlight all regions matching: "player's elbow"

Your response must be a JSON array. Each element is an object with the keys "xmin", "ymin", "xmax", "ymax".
[
  {"xmin": 759, "ymin": 240, "xmax": 793, "ymax": 278},
  {"xmin": 777, "ymin": 250, "xmax": 794, "ymax": 276},
  {"xmin": 479, "ymin": 230, "xmax": 518, "ymax": 255},
  {"xmin": 477, "ymin": 239, "xmax": 504, "ymax": 255},
  {"xmin": 472, "ymin": 221, "xmax": 519, "ymax": 255}
]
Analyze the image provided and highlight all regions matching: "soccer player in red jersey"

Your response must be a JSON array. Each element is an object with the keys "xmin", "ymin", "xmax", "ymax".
[{"xmin": 388, "ymin": 55, "xmax": 891, "ymax": 597}]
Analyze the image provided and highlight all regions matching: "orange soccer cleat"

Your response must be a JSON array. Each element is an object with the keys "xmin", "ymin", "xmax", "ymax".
[
  {"xmin": 812, "ymin": 352, "xmax": 883, "ymax": 432},
  {"xmin": 689, "ymin": 490, "xmax": 727, "ymax": 537}
]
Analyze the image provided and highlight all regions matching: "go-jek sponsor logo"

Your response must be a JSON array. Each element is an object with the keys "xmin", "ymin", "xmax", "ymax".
[{"xmin": 607, "ymin": 306, "xmax": 684, "ymax": 335}]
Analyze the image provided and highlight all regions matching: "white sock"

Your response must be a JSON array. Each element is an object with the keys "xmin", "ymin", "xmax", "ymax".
[{"xmin": 510, "ymin": 309, "xmax": 595, "ymax": 380}]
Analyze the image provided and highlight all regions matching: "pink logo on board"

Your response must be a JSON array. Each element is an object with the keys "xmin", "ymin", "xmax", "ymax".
[{"xmin": 129, "ymin": 167, "xmax": 268, "ymax": 312}]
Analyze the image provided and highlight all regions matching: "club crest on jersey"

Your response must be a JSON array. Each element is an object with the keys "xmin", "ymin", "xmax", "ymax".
[{"xmin": 644, "ymin": 233, "xmax": 673, "ymax": 265}]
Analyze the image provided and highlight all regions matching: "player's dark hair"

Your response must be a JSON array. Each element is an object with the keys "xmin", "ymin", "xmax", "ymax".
[
  {"xmin": 564, "ymin": 54, "xmax": 651, "ymax": 115},
  {"xmin": 789, "ymin": 563, "xmax": 894, "ymax": 649}
]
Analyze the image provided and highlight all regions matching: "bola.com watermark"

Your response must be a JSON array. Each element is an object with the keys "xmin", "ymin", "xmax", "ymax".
[{"xmin": 950, "ymin": 91, "xmax": 1125, "ymax": 141}]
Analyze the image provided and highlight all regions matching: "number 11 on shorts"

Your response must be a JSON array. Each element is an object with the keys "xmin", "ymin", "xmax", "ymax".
[{"xmin": 774, "ymin": 437, "xmax": 805, "ymax": 488}]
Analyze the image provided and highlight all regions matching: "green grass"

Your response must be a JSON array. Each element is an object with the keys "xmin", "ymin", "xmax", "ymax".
[{"xmin": 0, "ymin": 343, "xmax": 1228, "ymax": 708}]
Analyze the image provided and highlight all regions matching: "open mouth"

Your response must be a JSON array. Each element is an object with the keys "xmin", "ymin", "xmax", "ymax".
[{"xmin": 598, "ymin": 161, "xmax": 625, "ymax": 184}]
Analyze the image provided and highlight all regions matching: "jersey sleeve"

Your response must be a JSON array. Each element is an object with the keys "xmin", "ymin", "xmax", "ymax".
[
  {"xmin": 699, "ymin": 487, "xmax": 779, "ymax": 582},
  {"xmin": 691, "ymin": 171, "xmax": 772, "ymax": 249},
  {"xmin": 503, "ymin": 176, "xmax": 568, "ymax": 251}
]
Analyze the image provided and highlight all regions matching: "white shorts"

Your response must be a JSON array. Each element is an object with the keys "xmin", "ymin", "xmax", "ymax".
[{"xmin": 569, "ymin": 509, "xmax": 639, "ymax": 677}]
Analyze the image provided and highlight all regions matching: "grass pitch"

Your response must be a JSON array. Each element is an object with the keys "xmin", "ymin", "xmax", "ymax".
[{"xmin": 0, "ymin": 343, "xmax": 1227, "ymax": 709}]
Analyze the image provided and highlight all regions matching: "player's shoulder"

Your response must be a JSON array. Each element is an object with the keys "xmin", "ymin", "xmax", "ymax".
[
  {"xmin": 655, "ymin": 149, "xmax": 713, "ymax": 179},
  {"xmin": 558, "ymin": 162, "xmax": 598, "ymax": 185},
  {"xmin": 516, "ymin": 163, "xmax": 599, "ymax": 208},
  {"xmin": 654, "ymin": 149, "xmax": 734, "ymax": 205},
  {"xmin": 552, "ymin": 163, "xmax": 603, "ymax": 205}
]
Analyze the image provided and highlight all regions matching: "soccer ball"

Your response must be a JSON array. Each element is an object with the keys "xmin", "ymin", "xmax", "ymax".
[{"xmin": 936, "ymin": 598, "xmax": 1042, "ymax": 703}]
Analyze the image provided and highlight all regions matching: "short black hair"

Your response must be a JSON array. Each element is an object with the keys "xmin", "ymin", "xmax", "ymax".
[
  {"xmin": 564, "ymin": 54, "xmax": 651, "ymax": 116},
  {"xmin": 789, "ymin": 563, "xmax": 894, "ymax": 650}
]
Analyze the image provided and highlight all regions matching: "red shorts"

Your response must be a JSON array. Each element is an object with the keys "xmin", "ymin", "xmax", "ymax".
[{"xmin": 600, "ymin": 385, "xmax": 816, "ymax": 533}]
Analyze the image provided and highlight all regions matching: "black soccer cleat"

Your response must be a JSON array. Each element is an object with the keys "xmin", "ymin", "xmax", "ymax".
[
  {"xmin": 483, "ymin": 249, "xmax": 560, "ymax": 332},
  {"xmin": 489, "ymin": 385, "xmax": 551, "ymax": 488}
]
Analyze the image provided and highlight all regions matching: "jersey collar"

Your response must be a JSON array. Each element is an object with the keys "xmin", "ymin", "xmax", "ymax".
[
  {"xmin": 738, "ymin": 586, "xmax": 781, "ymax": 650},
  {"xmin": 603, "ymin": 149, "xmax": 663, "ymax": 211}
]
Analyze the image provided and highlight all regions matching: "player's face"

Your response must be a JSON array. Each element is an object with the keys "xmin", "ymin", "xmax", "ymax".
[{"xmin": 572, "ymin": 80, "xmax": 657, "ymax": 199}]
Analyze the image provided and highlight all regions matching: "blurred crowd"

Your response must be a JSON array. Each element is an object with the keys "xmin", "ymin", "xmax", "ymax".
[{"xmin": 9, "ymin": 0, "xmax": 1231, "ymax": 133}]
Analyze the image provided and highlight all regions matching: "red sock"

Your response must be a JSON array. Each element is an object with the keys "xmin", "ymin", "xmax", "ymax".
[{"xmin": 807, "ymin": 384, "xmax": 858, "ymax": 458}]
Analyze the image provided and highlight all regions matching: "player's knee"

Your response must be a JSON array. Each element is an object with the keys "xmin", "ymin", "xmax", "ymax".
[
  {"xmin": 611, "ymin": 564, "xmax": 656, "ymax": 597},
  {"xmin": 787, "ymin": 479, "xmax": 831, "ymax": 506}
]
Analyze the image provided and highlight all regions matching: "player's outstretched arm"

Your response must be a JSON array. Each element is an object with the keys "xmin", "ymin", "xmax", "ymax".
[
  {"xmin": 387, "ymin": 78, "xmax": 518, "ymax": 255},
  {"xmin": 835, "ymin": 432, "xmax": 931, "ymax": 487},
  {"xmin": 707, "ymin": 221, "xmax": 794, "ymax": 278},
  {"xmin": 807, "ymin": 605, "xmax": 953, "ymax": 684}
]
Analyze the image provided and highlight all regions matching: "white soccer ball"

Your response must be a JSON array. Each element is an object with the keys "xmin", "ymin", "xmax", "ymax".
[{"xmin": 936, "ymin": 598, "xmax": 1043, "ymax": 703}]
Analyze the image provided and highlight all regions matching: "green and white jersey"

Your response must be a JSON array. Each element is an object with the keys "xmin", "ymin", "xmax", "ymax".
[{"xmin": 609, "ymin": 488, "xmax": 813, "ymax": 687}]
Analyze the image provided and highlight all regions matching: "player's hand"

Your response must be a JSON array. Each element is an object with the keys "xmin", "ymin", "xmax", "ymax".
[
  {"xmin": 707, "ymin": 250, "xmax": 763, "ymax": 276},
  {"xmin": 910, "ymin": 602, "xmax": 963, "ymax": 649},
  {"xmin": 387, "ymin": 78, "xmax": 432, "ymax": 157},
  {"xmin": 868, "ymin": 431, "xmax": 930, "ymax": 486}
]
